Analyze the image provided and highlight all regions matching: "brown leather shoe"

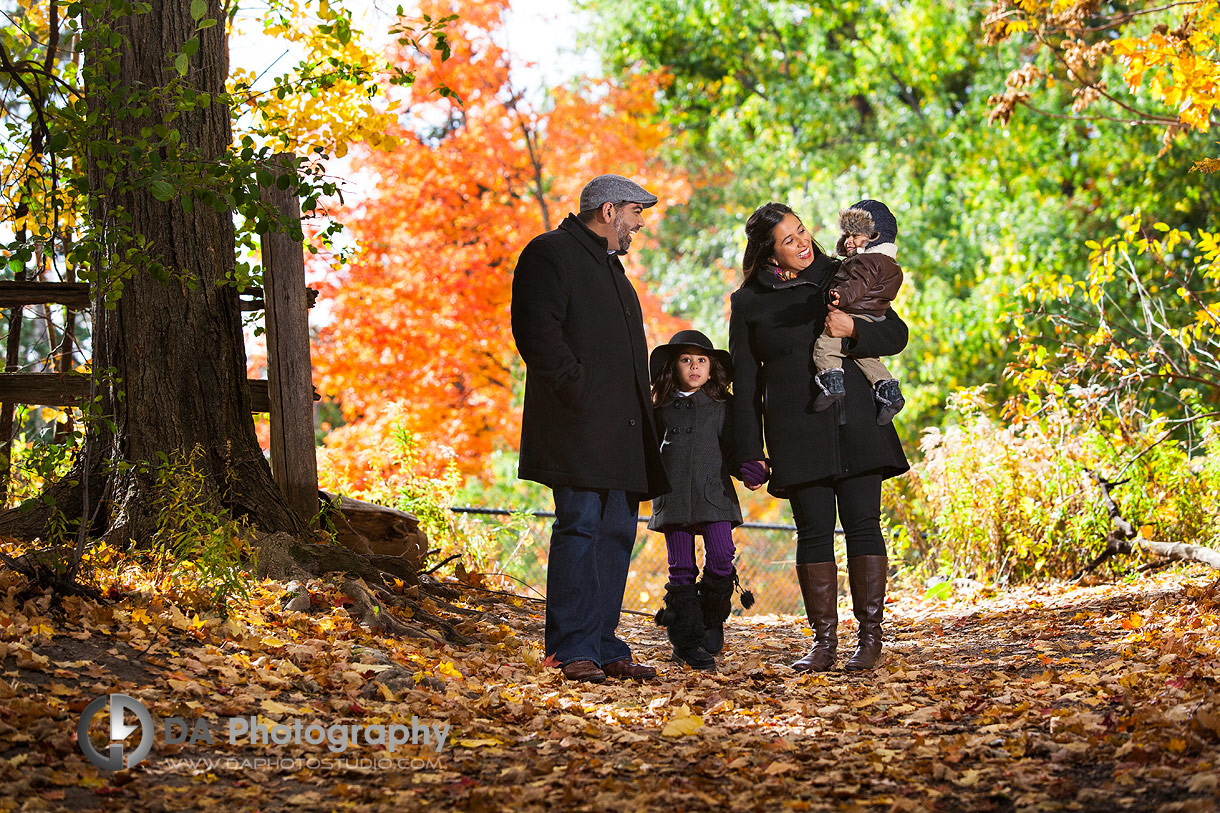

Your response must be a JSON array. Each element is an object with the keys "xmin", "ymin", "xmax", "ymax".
[
  {"xmin": 602, "ymin": 658, "xmax": 657, "ymax": 680},
  {"xmin": 561, "ymin": 660, "xmax": 607, "ymax": 683}
]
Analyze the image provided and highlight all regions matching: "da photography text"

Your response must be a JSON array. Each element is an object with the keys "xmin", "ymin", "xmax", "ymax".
[
  {"xmin": 78, "ymin": 693, "xmax": 450, "ymax": 771},
  {"xmin": 179, "ymin": 714, "xmax": 451, "ymax": 754}
]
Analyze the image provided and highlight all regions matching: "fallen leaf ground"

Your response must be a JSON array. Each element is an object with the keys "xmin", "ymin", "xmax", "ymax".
[{"xmin": 2, "ymin": 561, "xmax": 1219, "ymax": 812}]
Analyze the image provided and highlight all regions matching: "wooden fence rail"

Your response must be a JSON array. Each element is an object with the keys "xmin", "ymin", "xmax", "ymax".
[
  {"xmin": 0, "ymin": 281, "xmax": 91, "ymax": 308},
  {"xmin": 0, "ymin": 372, "xmax": 317, "ymax": 414},
  {"xmin": 0, "ymin": 280, "xmax": 314, "ymax": 312}
]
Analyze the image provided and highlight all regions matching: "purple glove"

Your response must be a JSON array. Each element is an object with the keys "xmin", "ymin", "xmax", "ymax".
[{"xmin": 737, "ymin": 460, "xmax": 769, "ymax": 488}]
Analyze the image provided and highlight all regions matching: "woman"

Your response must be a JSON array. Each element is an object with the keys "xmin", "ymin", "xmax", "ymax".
[{"xmin": 729, "ymin": 202, "xmax": 909, "ymax": 673}]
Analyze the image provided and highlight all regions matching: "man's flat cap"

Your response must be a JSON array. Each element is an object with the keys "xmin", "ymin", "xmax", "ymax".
[{"xmin": 579, "ymin": 174, "xmax": 659, "ymax": 212}]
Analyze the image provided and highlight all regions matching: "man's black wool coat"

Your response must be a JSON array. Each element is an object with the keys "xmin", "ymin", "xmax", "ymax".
[{"xmin": 511, "ymin": 214, "xmax": 670, "ymax": 499}]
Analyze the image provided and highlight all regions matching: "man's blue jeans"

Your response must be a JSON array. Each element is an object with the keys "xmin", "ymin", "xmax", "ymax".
[{"xmin": 545, "ymin": 487, "xmax": 639, "ymax": 666}]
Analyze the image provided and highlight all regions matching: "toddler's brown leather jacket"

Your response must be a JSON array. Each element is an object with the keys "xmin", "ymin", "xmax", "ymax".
[{"xmin": 830, "ymin": 252, "xmax": 903, "ymax": 318}]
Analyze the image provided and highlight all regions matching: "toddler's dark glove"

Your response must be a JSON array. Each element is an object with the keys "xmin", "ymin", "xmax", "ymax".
[{"xmin": 736, "ymin": 460, "xmax": 769, "ymax": 488}]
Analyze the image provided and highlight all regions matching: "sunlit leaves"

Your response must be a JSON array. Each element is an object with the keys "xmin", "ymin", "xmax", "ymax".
[
  {"xmin": 660, "ymin": 705, "xmax": 704, "ymax": 737},
  {"xmin": 225, "ymin": 0, "xmax": 451, "ymax": 157},
  {"xmin": 1007, "ymin": 214, "xmax": 1220, "ymax": 433},
  {"xmin": 985, "ymin": 0, "xmax": 1220, "ymax": 164},
  {"xmin": 1111, "ymin": 7, "xmax": 1220, "ymax": 132}
]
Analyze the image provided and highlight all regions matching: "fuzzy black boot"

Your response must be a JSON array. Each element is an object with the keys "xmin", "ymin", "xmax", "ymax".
[
  {"xmin": 813, "ymin": 368, "xmax": 846, "ymax": 412},
  {"xmin": 655, "ymin": 583, "xmax": 715, "ymax": 671},
  {"xmin": 699, "ymin": 569, "xmax": 757, "ymax": 655},
  {"xmin": 698, "ymin": 571, "xmax": 734, "ymax": 655}
]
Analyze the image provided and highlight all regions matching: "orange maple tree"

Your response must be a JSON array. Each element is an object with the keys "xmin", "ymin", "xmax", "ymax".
[{"xmin": 312, "ymin": 0, "xmax": 688, "ymax": 492}]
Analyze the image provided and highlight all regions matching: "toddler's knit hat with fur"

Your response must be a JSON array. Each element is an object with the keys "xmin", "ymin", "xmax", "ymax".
[{"xmin": 836, "ymin": 199, "xmax": 897, "ymax": 255}]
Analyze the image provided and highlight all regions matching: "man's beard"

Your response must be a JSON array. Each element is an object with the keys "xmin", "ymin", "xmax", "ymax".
[{"xmin": 614, "ymin": 215, "xmax": 634, "ymax": 253}]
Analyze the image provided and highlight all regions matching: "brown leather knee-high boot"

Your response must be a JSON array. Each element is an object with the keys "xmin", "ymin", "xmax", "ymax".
[
  {"xmin": 844, "ymin": 555, "xmax": 887, "ymax": 672},
  {"xmin": 791, "ymin": 562, "xmax": 838, "ymax": 672}
]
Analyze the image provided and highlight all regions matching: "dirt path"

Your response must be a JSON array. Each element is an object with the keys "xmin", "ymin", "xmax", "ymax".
[{"xmin": 2, "ymin": 567, "xmax": 1218, "ymax": 811}]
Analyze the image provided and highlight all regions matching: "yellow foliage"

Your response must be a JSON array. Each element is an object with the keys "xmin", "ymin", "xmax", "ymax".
[
  {"xmin": 1112, "ymin": 7, "xmax": 1220, "ymax": 132},
  {"xmin": 228, "ymin": 1, "xmax": 407, "ymax": 156},
  {"xmin": 986, "ymin": 0, "xmax": 1220, "ymax": 166},
  {"xmin": 661, "ymin": 705, "xmax": 704, "ymax": 737}
]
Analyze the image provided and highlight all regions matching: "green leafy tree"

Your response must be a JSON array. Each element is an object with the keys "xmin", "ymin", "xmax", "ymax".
[
  {"xmin": 985, "ymin": 0, "xmax": 1220, "ymax": 434},
  {"xmin": 577, "ymin": 0, "xmax": 1217, "ymax": 439}
]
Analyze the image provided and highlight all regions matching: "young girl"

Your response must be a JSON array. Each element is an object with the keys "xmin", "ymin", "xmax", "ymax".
[{"xmin": 649, "ymin": 330, "xmax": 759, "ymax": 671}]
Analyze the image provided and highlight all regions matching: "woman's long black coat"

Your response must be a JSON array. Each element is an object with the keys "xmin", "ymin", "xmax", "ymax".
[{"xmin": 728, "ymin": 256, "xmax": 910, "ymax": 496}]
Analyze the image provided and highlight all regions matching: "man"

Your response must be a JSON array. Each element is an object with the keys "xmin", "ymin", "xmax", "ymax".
[{"xmin": 511, "ymin": 174, "xmax": 671, "ymax": 683}]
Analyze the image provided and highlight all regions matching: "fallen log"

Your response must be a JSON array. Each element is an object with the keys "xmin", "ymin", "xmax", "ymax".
[
  {"xmin": 1072, "ymin": 472, "xmax": 1220, "ymax": 579},
  {"xmin": 1119, "ymin": 534, "xmax": 1220, "ymax": 568},
  {"xmin": 321, "ymin": 490, "xmax": 428, "ymax": 573}
]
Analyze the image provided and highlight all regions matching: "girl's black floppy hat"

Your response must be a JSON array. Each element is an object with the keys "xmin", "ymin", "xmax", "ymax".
[{"xmin": 649, "ymin": 329, "xmax": 732, "ymax": 381}]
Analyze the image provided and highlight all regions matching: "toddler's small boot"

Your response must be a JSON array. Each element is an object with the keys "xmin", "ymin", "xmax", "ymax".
[
  {"xmin": 812, "ymin": 368, "xmax": 846, "ymax": 412},
  {"xmin": 874, "ymin": 379, "xmax": 906, "ymax": 425}
]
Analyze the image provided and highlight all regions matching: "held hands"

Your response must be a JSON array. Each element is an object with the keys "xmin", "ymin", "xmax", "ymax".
[
  {"xmin": 736, "ymin": 459, "xmax": 770, "ymax": 491},
  {"xmin": 824, "ymin": 306, "xmax": 857, "ymax": 339}
]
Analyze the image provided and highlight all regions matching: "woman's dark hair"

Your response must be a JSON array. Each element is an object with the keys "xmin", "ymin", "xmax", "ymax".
[
  {"xmin": 741, "ymin": 202, "xmax": 825, "ymax": 285},
  {"xmin": 651, "ymin": 346, "xmax": 732, "ymax": 406}
]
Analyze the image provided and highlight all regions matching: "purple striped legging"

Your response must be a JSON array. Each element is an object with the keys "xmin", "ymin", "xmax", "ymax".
[{"xmin": 663, "ymin": 521, "xmax": 736, "ymax": 585}]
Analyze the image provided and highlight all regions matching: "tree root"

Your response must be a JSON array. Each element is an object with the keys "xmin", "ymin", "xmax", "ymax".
[
  {"xmin": 342, "ymin": 578, "xmax": 443, "ymax": 642},
  {"xmin": 254, "ymin": 533, "xmax": 470, "ymax": 643},
  {"xmin": 397, "ymin": 598, "xmax": 474, "ymax": 645},
  {"xmin": 455, "ymin": 582, "xmax": 547, "ymax": 614},
  {"xmin": 0, "ymin": 548, "xmax": 103, "ymax": 603}
]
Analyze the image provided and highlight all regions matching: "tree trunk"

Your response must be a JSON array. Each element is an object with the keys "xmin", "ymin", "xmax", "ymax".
[{"xmin": 0, "ymin": 1, "xmax": 308, "ymax": 548}]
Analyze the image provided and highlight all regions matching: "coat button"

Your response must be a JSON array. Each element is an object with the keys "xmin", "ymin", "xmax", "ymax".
[
  {"xmin": 629, "ymin": 418, "xmax": 637, "ymax": 426},
  {"xmin": 686, "ymin": 427, "xmax": 693, "ymax": 433}
]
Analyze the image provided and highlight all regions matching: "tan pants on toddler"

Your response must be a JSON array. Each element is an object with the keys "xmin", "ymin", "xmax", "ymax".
[{"xmin": 812, "ymin": 314, "xmax": 892, "ymax": 385}]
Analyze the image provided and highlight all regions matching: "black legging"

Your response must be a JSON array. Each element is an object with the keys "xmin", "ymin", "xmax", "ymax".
[{"xmin": 788, "ymin": 473, "xmax": 886, "ymax": 564}]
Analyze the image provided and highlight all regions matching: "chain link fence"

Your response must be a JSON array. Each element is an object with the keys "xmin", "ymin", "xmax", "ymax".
[{"xmin": 451, "ymin": 507, "xmax": 839, "ymax": 617}]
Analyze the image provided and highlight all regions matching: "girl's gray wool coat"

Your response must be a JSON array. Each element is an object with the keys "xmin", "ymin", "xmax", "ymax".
[{"xmin": 648, "ymin": 389, "xmax": 743, "ymax": 531}]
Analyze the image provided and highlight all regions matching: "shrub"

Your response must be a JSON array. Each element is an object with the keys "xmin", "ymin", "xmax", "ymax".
[
  {"xmin": 886, "ymin": 388, "xmax": 1220, "ymax": 584},
  {"xmin": 144, "ymin": 447, "xmax": 256, "ymax": 611}
]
